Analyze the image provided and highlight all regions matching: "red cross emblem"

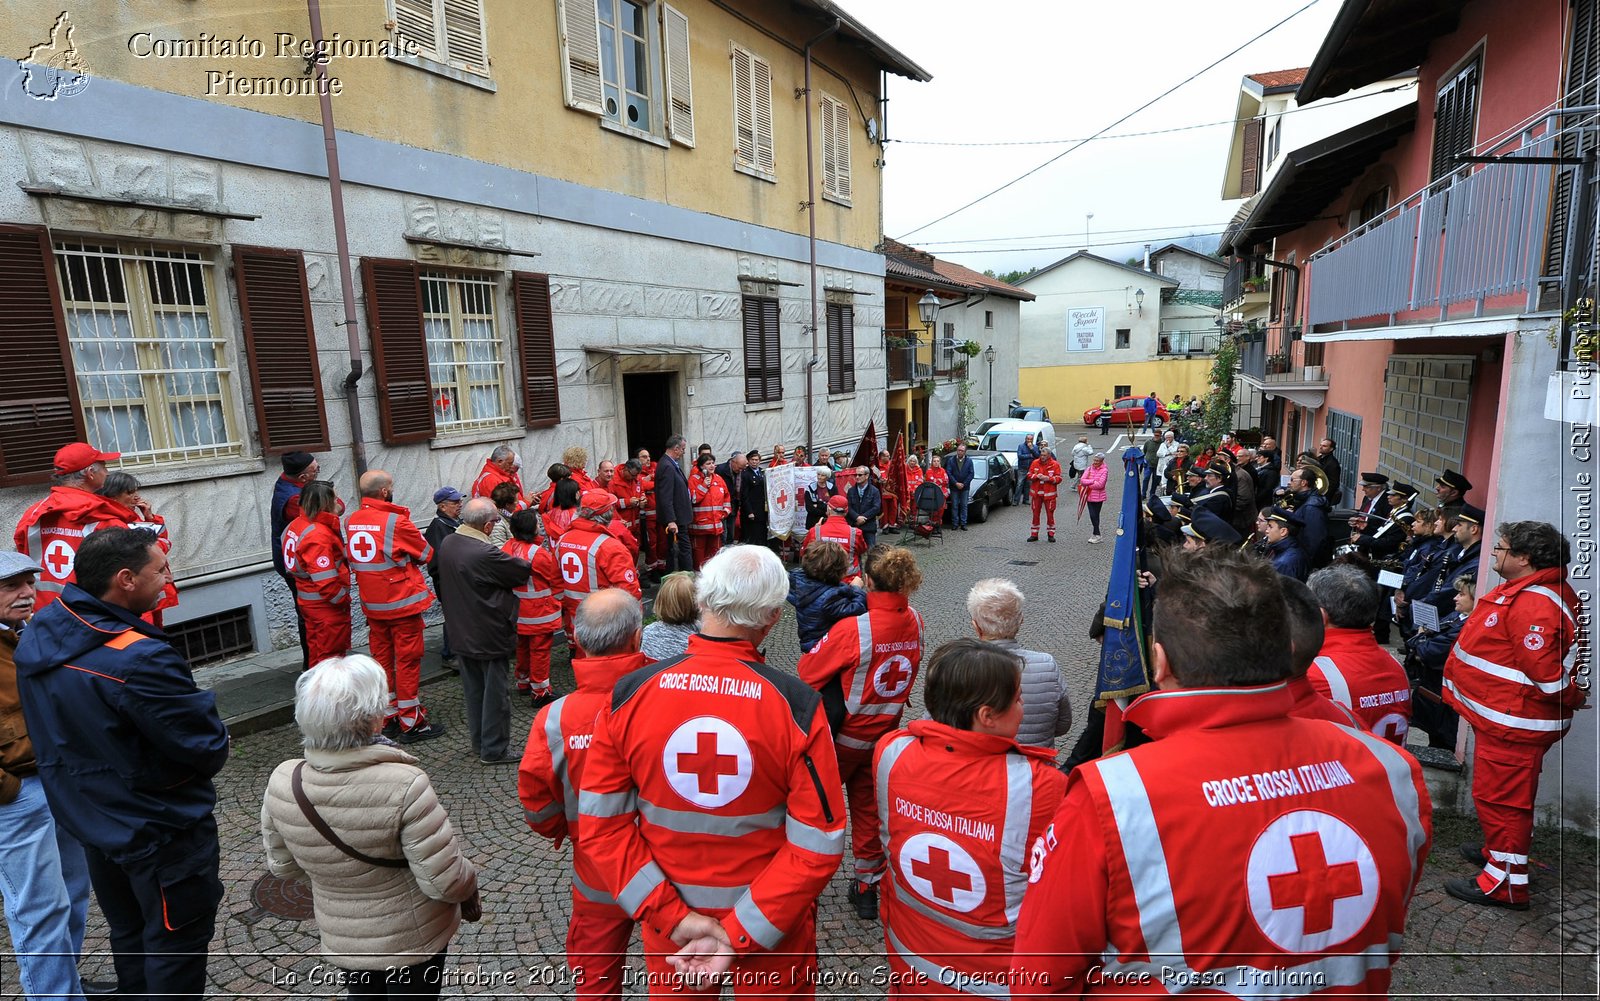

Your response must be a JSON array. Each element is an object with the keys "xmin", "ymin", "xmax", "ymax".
[
  {"xmin": 1247, "ymin": 810, "xmax": 1378, "ymax": 952},
  {"xmin": 663, "ymin": 716, "xmax": 751, "ymax": 808},
  {"xmin": 42, "ymin": 539, "xmax": 74, "ymax": 580},
  {"xmin": 283, "ymin": 535, "xmax": 299, "ymax": 571},
  {"xmin": 872, "ymin": 654, "xmax": 915, "ymax": 699},
  {"xmin": 776, "ymin": 490, "xmax": 789, "ymax": 508},
  {"xmin": 347, "ymin": 530, "xmax": 378, "ymax": 564},
  {"xmin": 899, "ymin": 832, "xmax": 985, "ymax": 912}
]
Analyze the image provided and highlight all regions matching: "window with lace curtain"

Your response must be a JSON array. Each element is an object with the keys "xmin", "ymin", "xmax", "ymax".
[{"xmin": 421, "ymin": 270, "xmax": 511, "ymax": 431}]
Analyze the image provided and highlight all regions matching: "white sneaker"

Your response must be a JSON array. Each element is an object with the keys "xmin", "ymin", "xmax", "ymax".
[{"xmin": 1089, "ymin": 535, "xmax": 1101, "ymax": 544}]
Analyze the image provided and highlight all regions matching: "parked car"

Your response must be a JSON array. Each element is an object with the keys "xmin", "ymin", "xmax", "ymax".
[
  {"xmin": 945, "ymin": 449, "xmax": 1015, "ymax": 525},
  {"xmin": 1081, "ymin": 396, "xmax": 1170, "ymax": 428},
  {"xmin": 977, "ymin": 419, "xmax": 1057, "ymax": 468},
  {"xmin": 965, "ymin": 417, "xmax": 1011, "ymax": 447},
  {"xmin": 1008, "ymin": 405, "xmax": 1051, "ymax": 422}
]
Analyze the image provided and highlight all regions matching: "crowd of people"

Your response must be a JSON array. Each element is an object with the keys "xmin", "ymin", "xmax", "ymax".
[{"xmin": 0, "ymin": 431, "xmax": 1584, "ymax": 998}]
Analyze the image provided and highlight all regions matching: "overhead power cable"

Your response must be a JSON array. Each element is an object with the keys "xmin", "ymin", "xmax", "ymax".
[{"xmin": 895, "ymin": 0, "xmax": 1328, "ymax": 240}]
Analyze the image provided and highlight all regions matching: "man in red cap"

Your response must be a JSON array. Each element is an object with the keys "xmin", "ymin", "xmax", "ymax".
[
  {"xmin": 14, "ymin": 443, "xmax": 131, "ymax": 611},
  {"xmin": 553, "ymin": 491, "xmax": 642, "ymax": 655},
  {"xmin": 802, "ymin": 495, "xmax": 867, "ymax": 576}
]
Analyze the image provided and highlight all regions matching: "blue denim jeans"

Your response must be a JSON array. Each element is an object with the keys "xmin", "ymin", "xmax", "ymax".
[
  {"xmin": 0, "ymin": 776, "xmax": 90, "ymax": 1000},
  {"xmin": 950, "ymin": 487, "xmax": 970, "ymax": 525}
]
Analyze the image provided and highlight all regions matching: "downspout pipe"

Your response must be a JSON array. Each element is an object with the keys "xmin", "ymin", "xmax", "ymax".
[
  {"xmin": 802, "ymin": 18, "xmax": 841, "ymax": 457},
  {"xmin": 307, "ymin": 0, "xmax": 368, "ymax": 477}
]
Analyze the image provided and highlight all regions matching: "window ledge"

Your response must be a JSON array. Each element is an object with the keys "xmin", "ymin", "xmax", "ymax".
[
  {"xmin": 734, "ymin": 162, "xmax": 778, "ymax": 184},
  {"xmin": 427, "ymin": 424, "xmax": 522, "ymax": 451},
  {"xmin": 827, "ymin": 391, "xmax": 857, "ymax": 402},
  {"xmin": 599, "ymin": 118, "xmax": 671, "ymax": 148},
  {"xmin": 744, "ymin": 400, "xmax": 784, "ymax": 414},
  {"xmin": 386, "ymin": 53, "xmax": 497, "ymax": 92},
  {"xmin": 128, "ymin": 455, "xmax": 266, "ymax": 487},
  {"xmin": 822, "ymin": 191, "xmax": 852, "ymax": 209}
]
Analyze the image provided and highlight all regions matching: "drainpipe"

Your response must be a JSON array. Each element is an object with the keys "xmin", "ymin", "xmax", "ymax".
[
  {"xmin": 307, "ymin": 0, "xmax": 368, "ymax": 477},
  {"xmin": 802, "ymin": 17, "xmax": 841, "ymax": 457}
]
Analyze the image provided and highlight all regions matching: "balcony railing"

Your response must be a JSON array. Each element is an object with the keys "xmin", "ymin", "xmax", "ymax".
[
  {"xmin": 1157, "ymin": 330, "xmax": 1221, "ymax": 356},
  {"xmin": 1306, "ymin": 118, "xmax": 1560, "ymax": 330},
  {"xmin": 1238, "ymin": 324, "xmax": 1328, "ymax": 386},
  {"xmin": 1223, "ymin": 257, "xmax": 1268, "ymax": 310}
]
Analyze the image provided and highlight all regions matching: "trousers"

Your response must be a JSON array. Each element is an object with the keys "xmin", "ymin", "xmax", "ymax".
[
  {"xmin": 1029, "ymin": 496, "xmax": 1057, "ymax": 533},
  {"xmin": 691, "ymin": 533, "xmax": 721, "ymax": 570},
  {"xmin": 368, "ymin": 615, "xmax": 426, "ymax": 730},
  {"xmin": 639, "ymin": 904, "xmax": 817, "ymax": 998},
  {"xmin": 459, "ymin": 656, "xmax": 512, "ymax": 760},
  {"xmin": 341, "ymin": 950, "xmax": 446, "ymax": 998},
  {"xmin": 301, "ymin": 603, "xmax": 352, "ymax": 670},
  {"xmin": 566, "ymin": 890, "xmax": 634, "ymax": 1000},
  {"xmin": 949, "ymin": 488, "xmax": 969, "ymax": 527},
  {"xmin": 516, "ymin": 633, "xmax": 555, "ymax": 695},
  {"xmin": 1471, "ymin": 735, "xmax": 1549, "ymax": 904},
  {"xmin": 664, "ymin": 527, "xmax": 693, "ymax": 574},
  {"xmin": 0, "ymin": 776, "xmax": 90, "ymax": 1000},
  {"xmin": 836, "ymin": 746, "xmax": 885, "ymax": 882}
]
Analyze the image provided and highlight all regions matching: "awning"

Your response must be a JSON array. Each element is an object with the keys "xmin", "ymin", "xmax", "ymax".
[
  {"xmin": 582, "ymin": 344, "xmax": 731, "ymax": 358},
  {"xmin": 1298, "ymin": 0, "xmax": 1463, "ymax": 103}
]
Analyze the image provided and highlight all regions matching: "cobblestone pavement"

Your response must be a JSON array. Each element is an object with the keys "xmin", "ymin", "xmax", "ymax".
[{"xmin": 6, "ymin": 463, "xmax": 1596, "ymax": 997}]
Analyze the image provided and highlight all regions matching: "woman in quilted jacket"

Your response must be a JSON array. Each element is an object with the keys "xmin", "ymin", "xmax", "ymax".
[{"xmin": 1079, "ymin": 451, "xmax": 1110, "ymax": 543}]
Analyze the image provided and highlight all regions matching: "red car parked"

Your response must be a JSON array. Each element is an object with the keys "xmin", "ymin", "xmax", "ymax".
[{"xmin": 1081, "ymin": 396, "xmax": 1170, "ymax": 428}]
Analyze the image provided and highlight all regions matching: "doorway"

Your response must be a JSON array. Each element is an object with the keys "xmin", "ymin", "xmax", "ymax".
[{"xmin": 624, "ymin": 372, "xmax": 677, "ymax": 459}]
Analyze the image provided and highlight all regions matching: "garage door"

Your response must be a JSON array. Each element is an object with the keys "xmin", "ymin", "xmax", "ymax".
[{"xmin": 1378, "ymin": 355, "xmax": 1474, "ymax": 495}]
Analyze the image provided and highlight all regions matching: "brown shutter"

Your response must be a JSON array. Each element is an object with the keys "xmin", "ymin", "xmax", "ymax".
[
  {"xmin": 1240, "ymin": 118, "xmax": 1263, "ymax": 197},
  {"xmin": 512, "ymin": 271, "xmax": 561, "ymax": 428},
  {"xmin": 360, "ymin": 257, "xmax": 436, "ymax": 444},
  {"xmin": 0, "ymin": 225, "xmax": 86, "ymax": 485},
  {"xmin": 743, "ymin": 295, "xmax": 780, "ymax": 404},
  {"xmin": 1543, "ymin": 0, "xmax": 1600, "ymax": 308},
  {"xmin": 234, "ymin": 246, "xmax": 330, "ymax": 454},
  {"xmin": 827, "ymin": 302, "xmax": 855, "ymax": 394},
  {"xmin": 840, "ymin": 302, "xmax": 854, "ymax": 393}
]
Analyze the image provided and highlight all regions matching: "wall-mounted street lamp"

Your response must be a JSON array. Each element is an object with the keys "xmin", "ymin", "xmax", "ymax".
[
  {"xmin": 1135, "ymin": 288, "xmax": 1146, "ymax": 315},
  {"xmin": 917, "ymin": 289, "xmax": 940, "ymax": 327},
  {"xmin": 984, "ymin": 344, "xmax": 997, "ymax": 415}
]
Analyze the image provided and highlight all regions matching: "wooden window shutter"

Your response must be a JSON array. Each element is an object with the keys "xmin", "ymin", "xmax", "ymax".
[
  {"xmin": 833, "ymin": 96, "xmax": 852, "ymax": 201},
  {"xmin": 662, "ymin": 4, "xmax": 695, "ymax": 147},
  {"xmin": 826, "ymin": 302, "xmax": 854, "ymax": 394},
  {"xmin": 742, "ymin": 295, "xmax": 780, "ymax": 404},
  {"xmin": 732, "ymin": 45, "xmax": 755, "ymax": 167},
  {"xmin": 752, "ymin": 53, "xmax": 775, "ymax": 175},
  {"xmin": 557, "ymin": 0, "xmax": 604, "ymax": 115},
  {"xmin": 512, "ymin": 271, "xmax": 561, "ymax": 428},
  {"xmin": 821, "ymin": 97, "xmax": 839, "ymax": 197},
  {"xmin": 1544, "ymin": 0, "xmax": 1600, "ymax": 307},
  {"xmin": 234, "ymin": 246, "xmax": 330, "ymax": 454},
  {"xmin": 0, "ymin": 225, "xmax": 86, "ymax": 484},
  {"xmin": 360, "ymin": 258, "xmax": 436, "ymax": 444},
  {"xmin": 393, "ymin": 0, "xmax": 439, "ymax": 57},
  {"xmin": 441, "ymin": 0, "xmax": 488, "ymax": 74},
  {"xmin": 840, "ymin": 302, "xmax": 854, "ymax": 392},
  {"xmin": 1240, "ymin": 117, "xmax": 1263, "ymax": 197}
]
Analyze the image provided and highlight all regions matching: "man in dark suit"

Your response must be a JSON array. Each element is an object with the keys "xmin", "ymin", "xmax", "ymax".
[
  {"xmin": 944, "ymin": 443, "xmax": 976, "ymax": 530},
  {"xmin": 1315, "ymin": 438, "xmax": 1344, "ymax": 504},
  {"xmin": 845, "ymin": 466, "xmax": 883, "ymax": 549},
  {"xmin": 653, "ymin": 434, "xmax": 694, "ymax": 572},
  {"xmin": 1354, "ymin": 472, "xmax": 1392, "ymax": 519},
  {"xmin": 714, "ymin": 451, "xmax": 748, "ymax": 544}
]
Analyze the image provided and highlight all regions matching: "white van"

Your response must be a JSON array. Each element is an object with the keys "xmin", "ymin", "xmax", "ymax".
[{"xmin": 977, "ymin": 419, "xmax": 1057, "ymax": 467}]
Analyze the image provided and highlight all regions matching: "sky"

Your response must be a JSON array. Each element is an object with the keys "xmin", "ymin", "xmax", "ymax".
[{"xmin": 837, "ymin": 0, "xmax": 1356, "ymax": 275}]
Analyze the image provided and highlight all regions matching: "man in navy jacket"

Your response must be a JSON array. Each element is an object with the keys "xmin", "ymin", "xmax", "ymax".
[
  {"xmin": 944, "ymin": 443, "xmax": 976, "ymax": 530},
  {"xmin": 653, "ymin": 434, "xmax": 694, "ymax": 572},
  {"xmin": 17, "ymin": 528, "xmax": 229, "ymax": 999},
  {"xmin": 845, "ymin": 465, "xmax": 883, "ymax": 549}
]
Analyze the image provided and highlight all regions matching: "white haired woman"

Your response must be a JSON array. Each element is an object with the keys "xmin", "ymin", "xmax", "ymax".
[{"xmin": 262, "ymin": 655, "xmax": 479, "ymax": 998}]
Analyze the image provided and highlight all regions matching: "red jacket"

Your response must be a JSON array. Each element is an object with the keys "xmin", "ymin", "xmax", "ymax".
[
  {"xmin": 798, "ymin": 591, "xmax": 925, "ymax": 753},
  {"xmin": 927, "ymin": 465, "xmax": 950, "ymax": 496},
  {"xmin": 802, "ymin": 515, "xmax": 867, "ymax": 575},
  {"xmin": 1286, "ymin": 675, "xmax": 1361, "ymax": 728},
  {"xmin": 471, "ymin": 460, "xmax": 523, "ymax": 503},
  {"xmin": 1014, "ymin": 684, "xmax": 1431, "ymax": 997},
  {"xmin": 283, "ymin": 512, "xmax": 351, "ymax": 609},
  {"xmin": 344, "ymin": 497, "xmax": 434, "ymax": 620},
  {"xmin": 609, "ymin": 475, "xmax": 645, "ymax": 535},
  {"xmin": 689, "ymin": 469, "xmax": 731, "ymax": 535},
  {"xmin": 1027, "ymin": 457, "xmax": 1063, "ymax": 500},
  {"xmin": 503, "ymin": 539, "xmax": 563, "ymax": 635},
  {"xmin": 520, "ymin": 650, "xmax": 651, "ymax": 904},
  {"xmin": 605, "ymin": 518, "xmax": 640, "ymax": 558},
  {"xmin": 579, "ymin": 634, "xmax": 847, "ymax": 954},
  {"xmin": 1445, "ymin": 566, "xmax": 1585, "ymax": 746},
  {"xmin": 1309, "ymin": 626, "xmax": 1413, "ymax": 744},
  {"xmin": 14, "ymin": 486, "xmax": 134, "ymax": 610},
  {"xmin": 877, "ymin": 720, "xmax": 1066, "ymax": 995},
  {"xmin": 553, "ymin": 518, "xmax": 641, "ymax": 615}
]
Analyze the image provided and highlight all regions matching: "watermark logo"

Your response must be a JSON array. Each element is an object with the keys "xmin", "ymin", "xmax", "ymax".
[{"xmin": 21, "ymin": 11, "xmax": 90, "ymax": 100}]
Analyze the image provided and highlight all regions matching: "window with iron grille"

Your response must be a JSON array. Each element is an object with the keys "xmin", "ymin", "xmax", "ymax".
[
  {"xmin": 1430, "ymin": 55, "xmax": 1481, "ymax": 180},
  {"xmin": 167, "ymin": 606, "xmax": 255, "ymax": 667},
  {"xmin": 54, "ymin": 241, "xmax": 242, "ymax": 467},
  {"xmin": 422, "ymin": 271, "xmax": 511, "ymax": 432}
]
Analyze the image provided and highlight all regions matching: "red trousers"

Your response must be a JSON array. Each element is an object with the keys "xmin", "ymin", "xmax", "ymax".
[
  {"xmin": 639, "ymin": 903, "xmax": 817, "ymax": 997},
  {"xmin": 836, "ymin": 745, "xmax": 886, "ymax": 882},
  {"xmin": 516, "ymin": 632, "xmax": 555, "ymax": 694},
  {"xmin": 1471, "ymin": 735, "xmax": 1549, "ymax": 903},
  {"xmin": 691, "ymin": 532, "xmax": 721, "ymax": 570},
  {"xmin": 367, "ymin": 615, "xmax": 426, "ymax": 729},
  {"xmin": 1030, "ymin": 495, "xmax": 1057, "ymax": 533},
  {"xmin": 882, "ymin": 492, "xmax": 899, "ymax": 528},
  {"xmin": 567, "ymin": 890, "xmax": 634, "ymax": 1000},
  {"xmin": 300, "ymin": 604, "xmax": 351, "ymax": 669}
]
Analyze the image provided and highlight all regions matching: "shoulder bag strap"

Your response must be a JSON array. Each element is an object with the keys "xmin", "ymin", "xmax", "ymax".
[{"xmin": 291, "ymin": 761, "xmax": 409, "ymax": 868}]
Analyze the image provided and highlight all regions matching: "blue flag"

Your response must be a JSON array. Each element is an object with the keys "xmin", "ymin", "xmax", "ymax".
[{"xmin": 1095, "ymin": 448, "xmax": 1152, "ymax": 726}]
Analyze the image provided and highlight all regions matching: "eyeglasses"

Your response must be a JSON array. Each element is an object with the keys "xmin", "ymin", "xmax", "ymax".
[{"xmin": 1492, "ymin": 545, "xmax": 1511, "ymax": 553}]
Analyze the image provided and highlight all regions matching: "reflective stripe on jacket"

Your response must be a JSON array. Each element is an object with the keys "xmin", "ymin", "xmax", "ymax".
[
  {"xmin": 345, "ymin": 498, "xmax": 434, "ymax": 620},
  {"xmin": 798, "ymin": 592, "xmax": 924, "ymax": 752}
]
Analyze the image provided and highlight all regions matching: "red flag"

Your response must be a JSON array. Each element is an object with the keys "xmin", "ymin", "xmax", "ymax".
[
  {"xmin": 888, "ymin": 432, "xmax": 908, "ymax": 513},
  {"xmin": 1076, "ymin": 481, "xmax": 1091, "ymax": 520},
  {"xmin": 849, "ymin": 419, "xmax": 879, "ymax": 471}
]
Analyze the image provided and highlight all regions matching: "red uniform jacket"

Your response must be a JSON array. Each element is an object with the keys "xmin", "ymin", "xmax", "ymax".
[
  {"xmin": 689, "ymin": 469, "xmax": 731, "ymax": 535},
  {"xmin": 1309, "ymin": 626, "xmax": 1413, "ymax": 744},
  {"xmin": 282, "ymin": 512, "xmax": 351, "ymax": 609},
  {"xmin": 876, "ymin": 721, "xmax": 1066, "ymax": 996},
  {"xmin": 798, "ymin": 592, "xmax": 925, "ymax": 753},
  {"xmin": 14, "ymin": 486, "xmax": 133, "ymax": 610},
  {"xmin": 1028, "ymin": 457, "xmax": 1063, "ymax": 501},
  {"xmin": 928, "ymin": 464, "xmax": 950, "ymax": 498},
  {"xmin": 503, "ymin": 539, "xmax": 563, "ymax": 635},
  {"xmin": 1287, "ymin": 675, "xmax": 1361, "ymax": 728},
  {"xmin": 344, "ymin": 497, "xmax": 434, "ymax": 620},
  {"xmin": 553, "ymin": 518, "xmax": 642, "ymax": 617},
  {"xmin": 578, "ymin": 634, "xmax": 847, "ymax": 953},
  {"xmin": 1445, "ymin": 566, "xmax": 1585, "ymax": 746},
  {"xmin": 1014, "ymin": 684, "xmax": 1431, "ymax": 997},
  {"xmin": 802, "ymin": 515, "xmax": 867, "ymax": 575},
  {"xmin": 520, "ymin": 650, "xmax": 651, "ymax": 904},
  {"xmin": 608, "ymin": 475, "xmax": 645, "ymax": 537},
  {"xmin": 472, "ymin": 460, "xmax": 524, "ymax": 502},
  {"xmin": 604, "ymin": 517, "xmax": 640, "ymax": 558}
]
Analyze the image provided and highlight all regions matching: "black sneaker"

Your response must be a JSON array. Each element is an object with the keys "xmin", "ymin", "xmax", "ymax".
[
  {"xmin": 1459, "ymin": 842, "xmax": 1487, "ymax": 866},
  {"xmin": 397, "ymin": 721, "xmax": 446, "ymax": 744},
  {"xmin": 1444, "ymin": 876, "xmax": 1528, "ymax": 911},
  {"xmin": 846, "ymin": 880, "xmax": 879, "ymax": 921},
  {"xmin": 381, "ymin": 719, "xmax": 401, "ymax": 740},
  {"xmin": 531, "ymin": 690, "xmax": 558, "ymax": 710},
  {"xmin": 1027, "ymin": 535, "xmax": 1039, "ymax": 542}
]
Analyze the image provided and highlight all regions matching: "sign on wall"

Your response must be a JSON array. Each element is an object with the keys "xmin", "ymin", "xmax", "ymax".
[{"xmin": 1067, "ymin": 307, "xmax": 1104, "ymax": 352}]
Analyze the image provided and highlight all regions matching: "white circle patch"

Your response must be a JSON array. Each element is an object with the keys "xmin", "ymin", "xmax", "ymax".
[
  {"xmin": 872, "ymin": 654, "xmax": 915, "ymax": 699},
  {"xmin": 347, "ymin": 530, "xmax": 378, "ymax": 564},
  {"xmin": 663, "ymin": 716, "xmax": 752, "ymax": 809},
  {"xmin": 1524, "ymin": 633, "xmax": 1545, "ymax": 651},
  {"xmin": 1484, "ymin": 612, "xmax": 1500, "ymax": 628},
  {"xmin": 42, "ymin": 539, "xmax": 75, "ymax": 580},
  {"xmin": 281, "ymin": 535, "xmax": 299, "ymax": 572},
  {"xmin": 1373, "ymin": 713, "xmax": 1409, "ymax": 744},
  {"xmin": 1246, "ymin": 810, "xmax": 1378, "ymax": 952},
  {"xmin": 899, "ymin": 832, "xmax": 985, "ymax": 912}
]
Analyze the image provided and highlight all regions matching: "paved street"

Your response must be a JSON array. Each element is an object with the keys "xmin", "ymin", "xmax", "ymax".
[{"xmin": 6, "ymin": 459, "xmax": 1597, "ymax": 997}]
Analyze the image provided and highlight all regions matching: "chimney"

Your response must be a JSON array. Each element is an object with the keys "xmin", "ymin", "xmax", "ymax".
[{"xmin": 1143, "ymin": 243, "xmax": 1152, "ymax": 271}]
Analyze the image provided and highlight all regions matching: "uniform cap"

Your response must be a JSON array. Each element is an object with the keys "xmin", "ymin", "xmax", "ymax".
[
  {"xmin": 54, "ymin": 442, "xmax": 120, "ymax": 475},
  {"xmin": 827, "ymin": 495, "xmax": 848, "ymax": 512},
  {"xmin": 1182, "ymin": 508, "xmax": 1243, "ymax": 545},
  {"xmin": 1359, "ymin": 471, "xmax": 1390, "ymax": 487},
  {"xmin": 580, "ymin": 489, "xmax": 616, "ymax": 514},
  {"xmin": 1435, "ymin": 469, "xmax": 1472, "ymax": 493},
  {"xmin": 1455, "ymin": 503, "xmax": 1485, "ymax": 526},
  {"xmin": 1385, "ymin": 482, "xmax": 1416, "ymax": 499}
]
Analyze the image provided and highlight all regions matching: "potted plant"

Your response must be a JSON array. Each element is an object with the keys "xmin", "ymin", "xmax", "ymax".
[
  {"xmin": 960, "ymin": 339, "xmax": 983, "ymax": 358},
  {"xmin": 1265, "ymin": 351, "xmax": 1289, "ymax": 375},
  {"xmin": 1243, "ymin": 276, "xmax": 1269, "ymax": 293},
  {"xmin": 885, "ymin": 335, "xmax": 910, "ymax": 350}
]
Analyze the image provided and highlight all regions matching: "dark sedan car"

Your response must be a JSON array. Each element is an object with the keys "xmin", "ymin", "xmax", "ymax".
[{"xmin": 1082, "ymin": 395, "xmax": 1170, "ymax": 428}]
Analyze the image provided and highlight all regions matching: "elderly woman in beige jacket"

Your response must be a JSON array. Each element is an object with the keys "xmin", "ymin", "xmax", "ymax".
[{"xmin": 262, "ymin": 655, "xmax": 478, "ymax": 998}]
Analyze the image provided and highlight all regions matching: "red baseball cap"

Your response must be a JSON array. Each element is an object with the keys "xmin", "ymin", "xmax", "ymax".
[
  {"xmin": 827, "ymin": 494, "xmax": 848, "ymax": 511},
  {"xmin": 580, "ymin": 489, "xmax": 616, "ymax": 514},
  {"xmin": 53, "ymin": 442, "xmax": 120, "ymax": 475}
]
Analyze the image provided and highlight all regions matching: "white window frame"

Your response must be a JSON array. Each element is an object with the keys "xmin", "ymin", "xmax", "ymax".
[
  {"xmin": 557, "ymin": 0, "xmax": 695, "ymax": 147},
  {"xmin": 421, "ymin": 270, "xmax": 513, "ymax": 434},
  {"xmin": 820, "ymin": 91, "xmax": 852, "ymax": 205},
  {"xmin": 595, "ymin": 0, "xmax": 662, "ymax": 137},
  {"xmin": 54, "ymin": 241, "xmax": 244, "ymax": 468},
  {"xmin": 391, "ymin": 0, "xmax": 491, "ymax": 78},
  {"xmin": 731, "ymin": 43, "xmax": 776, "ymax": 181}
]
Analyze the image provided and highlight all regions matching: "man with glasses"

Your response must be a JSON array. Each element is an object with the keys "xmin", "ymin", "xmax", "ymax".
[
  {"xmin": 944, "ymin": 443, "xmax": 976, "ymax": 531},
  {"xmin": 1443, "ymin": 522, "xmax": 1584, "ymax": 910},
  {"xmin": 846, "ymin": 467, "xmax": 883, "ymax": 550}
]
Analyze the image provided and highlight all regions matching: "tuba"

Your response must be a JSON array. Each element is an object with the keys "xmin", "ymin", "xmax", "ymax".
[{"xmin": 1295, "ymin": 462, "xmax": 1331, "ymax": 498}]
